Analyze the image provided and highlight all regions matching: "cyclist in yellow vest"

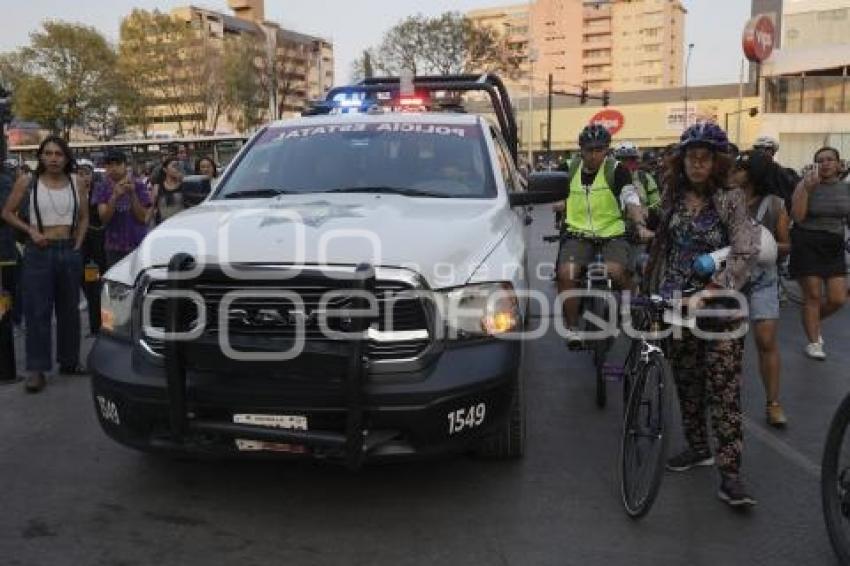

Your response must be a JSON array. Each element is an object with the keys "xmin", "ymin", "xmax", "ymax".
[{"xmin": 556, "ymin": 125, "xmax": 652, "ymax": 347}]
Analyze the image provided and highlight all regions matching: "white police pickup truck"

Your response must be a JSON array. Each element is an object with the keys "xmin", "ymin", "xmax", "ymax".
[{"xmin": 89, "ymin": 75, "xmax": 566, "ymax": 466}]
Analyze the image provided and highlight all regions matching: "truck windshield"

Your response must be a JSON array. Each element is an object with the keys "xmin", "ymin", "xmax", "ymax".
[{"xmin": 216, "ymin": 121, "xmax": 496, "ymax": 199}]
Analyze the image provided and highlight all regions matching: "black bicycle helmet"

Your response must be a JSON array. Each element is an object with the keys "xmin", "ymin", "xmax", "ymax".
[
  {"xmin": 679, "ymin": 122, "xmax": 729, "ymax": 153},
  {"xmin": 579, "ymin": 124, "xmax": 612, "ymax": 149}
]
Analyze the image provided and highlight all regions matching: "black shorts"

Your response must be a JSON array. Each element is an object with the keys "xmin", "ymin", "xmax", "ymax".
[{"xmin": 789, "ymin": 226, "xmax": 847, "ymax": 279}]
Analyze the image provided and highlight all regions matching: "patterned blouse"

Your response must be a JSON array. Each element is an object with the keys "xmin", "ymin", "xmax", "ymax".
[
  {"xmin": 658, "ymin": 198, "xmax": 729, "ymax": 298},
  {"xmin": 645, "ymin": 186, "xmax": 760, "ymax": 295}
]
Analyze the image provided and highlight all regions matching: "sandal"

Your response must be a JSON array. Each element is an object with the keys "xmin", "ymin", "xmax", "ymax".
[
  {"xmin": 24, "ymin": 372, "xmax": 46, "ymax": 393},
  {"xmin": 767, "ymin": 402, "xmax": 788, "ymax": 428}
]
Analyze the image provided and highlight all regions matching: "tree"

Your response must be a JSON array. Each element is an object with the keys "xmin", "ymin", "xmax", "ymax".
[
  {"xmin": 13, "ymin": 21, "xmax": 119, "ymax": 138},
  {"xmin": 222, "ymin": 35, "xmax": 268, "ymax": 132},
  {"xmin": 368, "ymin": 12, "xmax": 520, "ymax": 77}
]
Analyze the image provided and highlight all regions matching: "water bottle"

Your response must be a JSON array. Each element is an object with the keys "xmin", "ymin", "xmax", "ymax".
[{"xmin": 693, "ymin": 247, "xmax": 730, "ymax": 278}]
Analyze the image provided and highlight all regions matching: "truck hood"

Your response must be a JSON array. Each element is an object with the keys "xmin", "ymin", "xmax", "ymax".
[{"xmin": 114, "ymin": 193, "xmax": 515, "ymax": 289}]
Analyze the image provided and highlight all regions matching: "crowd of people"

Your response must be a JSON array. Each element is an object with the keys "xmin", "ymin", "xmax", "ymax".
[
  {"xmin": 1, "ymin": 120, "xmax": 848, "ymax": 510},
  {"xmin": 0, "ymin": 140, "xmax": 219, "ymax": 393},
  {"xmin": 553, "ymin": 123, "xmax": 850, "ymax": 508}
]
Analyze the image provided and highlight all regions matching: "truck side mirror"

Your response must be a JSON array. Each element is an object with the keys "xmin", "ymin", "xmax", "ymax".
[
  {"xmin": 181, "ymin": 175, "xmax": 212, "ymax": 206},
  {"xmin": 508, "ymin": 172, "xmax": 569, "ymax": 207}
]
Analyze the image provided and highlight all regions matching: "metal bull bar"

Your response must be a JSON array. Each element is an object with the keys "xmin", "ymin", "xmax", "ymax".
[{"xmin": 161, "ymin": 255, "xmax": 379, "ymax": 469}]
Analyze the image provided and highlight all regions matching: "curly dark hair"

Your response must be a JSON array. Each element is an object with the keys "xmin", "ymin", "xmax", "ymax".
[{"xmin": 660, "ymin": 147, "xmax": 732, "ymax": 209}]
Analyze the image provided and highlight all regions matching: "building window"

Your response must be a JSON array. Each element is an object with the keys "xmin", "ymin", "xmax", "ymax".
[
  {"xmin": 802, "ymin": 73, "xmax": 845, "ymax": 113},
  {"xmin": 766, "ymin": 76, "xmax": 803, "ymax": 113}
]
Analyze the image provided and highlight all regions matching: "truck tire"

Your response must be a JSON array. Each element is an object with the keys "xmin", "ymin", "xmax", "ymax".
[{"xmin": 476, "ymin": 371, "xmax": 526, "ymax": 460}]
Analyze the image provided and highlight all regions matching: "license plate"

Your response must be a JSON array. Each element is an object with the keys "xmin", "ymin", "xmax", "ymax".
[
  {"xmin": 234, "ymin": 439, "xmax": 307, "ymax": 454},
  {"xmin": 233, "ymin": 414, "xmax": 308, "ymax": 430},
  {"xmin": 233, "ymin": 414, "xmax": 308, "ymax": 454}
]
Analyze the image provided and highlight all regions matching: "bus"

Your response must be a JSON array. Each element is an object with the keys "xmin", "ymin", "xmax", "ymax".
[{"xmin": 8, "ymin": 134, "xmax": 249, "ymax": 173}]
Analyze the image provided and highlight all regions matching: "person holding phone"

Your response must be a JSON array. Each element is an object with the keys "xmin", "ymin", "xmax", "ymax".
[
  {"xmin": 94, "ymin": 150, "xmax": 151, "ymax": 269},
  {"xmin": 790, "ymin": 147, "xmax": 850, "ymax": 360}
]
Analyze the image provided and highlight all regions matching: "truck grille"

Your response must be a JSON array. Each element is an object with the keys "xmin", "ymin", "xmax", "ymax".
[{"xmin": 138, "ymin": 275, "xmax": 432, "ymax": 364}]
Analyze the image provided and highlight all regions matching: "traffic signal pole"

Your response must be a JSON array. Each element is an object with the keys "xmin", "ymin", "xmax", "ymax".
[{"xmin": 546, "ymin": 73, "xmax": 553, "ymax": 164}]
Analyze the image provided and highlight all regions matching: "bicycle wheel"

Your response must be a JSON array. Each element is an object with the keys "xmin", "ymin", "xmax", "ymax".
[
  {"xmin": 587, "ymin": 295, "xmax": 612, "ymax": 409},
  {"xmin": 620, "ymin": 352, "xmax": 673, "ymax": 519},
  {"xmin": 822, "ymin": 392, "xmax": 850, "ymax": 563}
]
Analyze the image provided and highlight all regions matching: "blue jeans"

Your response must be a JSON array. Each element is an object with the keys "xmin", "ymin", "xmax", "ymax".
[{"xmin": 22, "ymin": 241, "xmax": 83, "ymax": 371}]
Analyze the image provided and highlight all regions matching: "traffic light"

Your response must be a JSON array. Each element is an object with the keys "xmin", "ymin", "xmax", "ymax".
[
  {"xmin": 0, "ymin": 86, "xmax": 11, "ymax": 125},
  {"xmin": 602, "ymin": 90, "xmax": 610, "ymax": 107},
  {"xmin": 580, "ymin": 84, "xmax": 588, "ymax": 105}
]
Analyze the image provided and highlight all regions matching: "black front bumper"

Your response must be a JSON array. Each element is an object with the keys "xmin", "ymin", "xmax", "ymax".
[{"xmin": 89, "ymin": 334, "xmax": 521, "ymax": 463}]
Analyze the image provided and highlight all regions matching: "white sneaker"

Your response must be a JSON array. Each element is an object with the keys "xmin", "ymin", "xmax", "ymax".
[
  {"xmin": 564, "ymin": 328, "xmax": 583, "ymax": 350},
  {"xmin": 818, "ymin": 335, "xmax": 825, "ymax": 346},
  {"xmin": 805, "ymin": 342, "xmax": 826, "ymax": 360}
]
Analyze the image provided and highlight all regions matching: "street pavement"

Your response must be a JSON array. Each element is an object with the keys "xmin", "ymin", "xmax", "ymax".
[{"xmin": 1, "ymin": 208, "xmax": 847, "ymax": 566}]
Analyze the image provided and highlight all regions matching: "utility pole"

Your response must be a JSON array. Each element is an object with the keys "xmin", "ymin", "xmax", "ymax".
[
  {"xmin": 684, "ymin": 43, "xmax": 695, "ymax": 128},
  {"xmin": 546, "ymin": 73, "xmax": 553, "ymax": 165}
]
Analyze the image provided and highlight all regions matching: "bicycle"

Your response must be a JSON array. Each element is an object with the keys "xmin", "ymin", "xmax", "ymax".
[
  {"xmin": 618, "ymin": 294, "xmax": 677, "ymax": 519},
  {"xmin": 545, "ymin": 232, "xmax": 619, "ymax": 409},
  {"xmin": 821, "ymin": 390, "xmax": 850, "ymax": 563}
]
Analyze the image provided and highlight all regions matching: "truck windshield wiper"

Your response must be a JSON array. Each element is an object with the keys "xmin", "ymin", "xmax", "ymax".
[
  {"xmin": 222, "ymin": 189, "xmax": 290, "ymax": 199},
  {"xmin": 322, "ymin": 186, "xmax": 451, "ymax": 198}
]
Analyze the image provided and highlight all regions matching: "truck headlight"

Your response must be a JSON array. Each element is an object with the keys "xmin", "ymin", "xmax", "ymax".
[
  {"xmin": 441, "ymin": 282, "xmax": 519, "ymax": 339},
  {"xmin": 101, "ymin": 280, "xmax": 134, "ymax": 339}
]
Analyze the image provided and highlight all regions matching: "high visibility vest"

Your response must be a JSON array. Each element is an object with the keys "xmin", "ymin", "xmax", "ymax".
[{"xmin": 564, "ymin": 158, "xmax": 626, "ymax": 238}]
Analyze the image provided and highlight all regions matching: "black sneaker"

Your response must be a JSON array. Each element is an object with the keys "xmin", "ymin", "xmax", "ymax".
[
  {"xmin": 718, "ymin": 477, "xmax": 757, "ymax": 508},
  {"xmin": 666, "ymin": 448, "xmax": 714, "ymax": 472}
]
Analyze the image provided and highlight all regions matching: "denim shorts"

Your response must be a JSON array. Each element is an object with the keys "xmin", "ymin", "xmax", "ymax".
[{"xmin": 748, "ymin": 269, "xmax": 779, "ymax": 321}]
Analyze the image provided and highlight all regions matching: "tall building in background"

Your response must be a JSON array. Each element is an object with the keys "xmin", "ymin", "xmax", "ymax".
[
  {"xmin": 140, "ymin": 0, "xmax": 333, "ymax": 135},
  {"xmin": 468, "ymin": 0, "xmax": 685, "ymax": 96},
  {"xmin": 609, "ymin": 0, "xmax": 685, "ymax": 92}
]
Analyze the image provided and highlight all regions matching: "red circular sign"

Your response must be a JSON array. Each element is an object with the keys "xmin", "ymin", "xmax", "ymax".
[
  {"xmin": 590, "ymin": 109, "xmax": 625, "ymax": 136},
  {"xmin": 743, "ymin": 15, "xmax": 775, "ymax": 63}
]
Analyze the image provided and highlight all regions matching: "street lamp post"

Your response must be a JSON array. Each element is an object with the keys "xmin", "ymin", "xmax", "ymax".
[
  {"xmin": 684, "ymin": 43, "xmax": 694, "ymax": 128},
  {"xmin": 526, "ymin": 1, "xmax": 535, "ymax": 170}
]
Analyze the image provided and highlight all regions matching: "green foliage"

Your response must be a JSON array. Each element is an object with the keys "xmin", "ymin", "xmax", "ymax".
[
  {"xmin": 14, "ymin": 21, "xmax": 118, "ymax": 138},
  {"xmin": 368, "ymin": 12, "xmax": 521, "ymax": 77},
  {"xmin": 222, "ymin": 35, "xmax": 268, "ymax": 132}
]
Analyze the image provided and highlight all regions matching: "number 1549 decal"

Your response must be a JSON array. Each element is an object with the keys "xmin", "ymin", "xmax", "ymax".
[{"xmin": 448, "ymin": 403, "xmax": 487, "ymax": 435}]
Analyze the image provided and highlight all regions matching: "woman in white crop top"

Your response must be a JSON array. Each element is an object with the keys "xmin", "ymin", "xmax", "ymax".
[{"xmin": 1, "ymin": 135, "xmax": 90, "ymax": 393}]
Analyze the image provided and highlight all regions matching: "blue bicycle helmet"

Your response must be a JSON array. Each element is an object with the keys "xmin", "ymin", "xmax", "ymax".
[
  {"xmin": 579, "ymin": 124, "xmax": 612, "ymax": 149},
  {"xmin": 679, "ymin": 122, "xmax": 729, "ymax": 153}
]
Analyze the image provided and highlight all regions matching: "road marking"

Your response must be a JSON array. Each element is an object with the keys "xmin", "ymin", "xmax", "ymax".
[{"xmin": 744, "ymin": 416, "xmax": 821, "ymax": 478}]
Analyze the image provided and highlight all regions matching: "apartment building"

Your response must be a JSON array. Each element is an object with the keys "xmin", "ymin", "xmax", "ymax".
[
  {"xmin": 140, "ymin": 0, "xmax": 333, "ymax": 135},
  {"xmin": 468, "ymin": 0, "xmax": 685, "ymax": 95},
  {"xmin": 609, "ymin": 0, "xmax": 685, "ymax": 92}
]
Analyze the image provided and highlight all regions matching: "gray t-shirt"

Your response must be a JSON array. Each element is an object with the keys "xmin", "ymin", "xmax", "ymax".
[{"xmin": 797, "ymin": 180, "xmax": 850, "ymax": 236}]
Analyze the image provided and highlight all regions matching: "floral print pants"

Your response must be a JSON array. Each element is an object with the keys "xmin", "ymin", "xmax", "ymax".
[{"xmin": 668, "ymin": 328, "xmax": 745, "ymax": 479}]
